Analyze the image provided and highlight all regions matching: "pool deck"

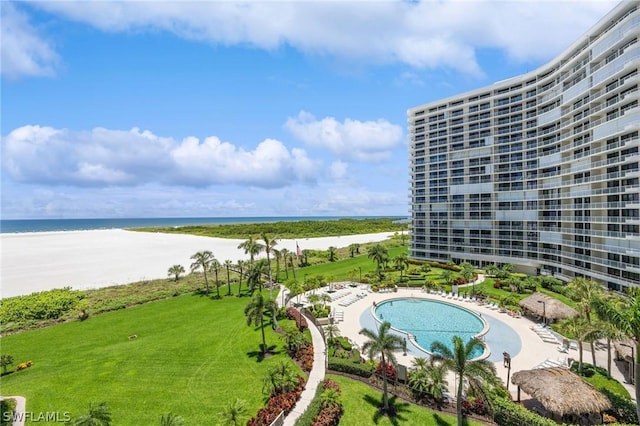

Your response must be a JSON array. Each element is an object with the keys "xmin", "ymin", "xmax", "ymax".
[{"xmin": 319, "ymin": 285, "xmax": 636, "ymax": 402}]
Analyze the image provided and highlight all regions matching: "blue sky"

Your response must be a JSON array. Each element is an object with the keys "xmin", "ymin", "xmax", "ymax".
[{"xmin": 1, "ymin": 0, "xmax": 619, "ymax": 219}]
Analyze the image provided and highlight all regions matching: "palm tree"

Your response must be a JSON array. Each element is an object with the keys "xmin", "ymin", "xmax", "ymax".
[
  {"xmin": 440, "ymin": 270, "xmax": 454, "ymax": 288},
  {"xmin": 262, "ymin": 360, "xmax": 299, "ymax": 395},
  {"xmin": 259, "ymin": 232, "xmax": 278, "ymax": 286},
  {"xmin": 273, "ymin": 248, "xmax": 283, "ymax": 281},
  {"xmin": 244, "ymin": 293, "xmax": 277, "ymax": 355},
  {"xmin": 190, "ymin": 250, "xmax": 214, "ymax": 295},
  {"xmin": 286, "ymin": 279, "xmax": 303, "ymax": 306},
  {"xmin": 327, "ymin": 246, "xmax": 337, "ymax": 262},
  {"xmin": 367, "ymin": 244, "xmax": 389, "ymax": 280},
  {"xmin": 430, "ymin": 336, "xmax": 497, "ymax": 426},
  {"xmin": 348, "ymin": 244, "xmax": 358, "ymax": 258},
  {"xmin": 67, "ymin": 401, "xmax": 112, "ymax": 426},
  {"xmin": 393, "ymin": 253, "xmax": 409, "ymax": 281},
  {"xmin": 218, "ymin": 398, "xmax": 248, "ymax": 426},
  {"xmin": 280, "ymin": 248, "xmax": 290, "ymax": 279},
  {"xmin": 567, "ymin": 277, "xmax": 604, "ymax": 358},
  {"xmin": 459, "ymin": 262, "xmax": 475, "ymax": 284},
  {"xmin": 167, "ymin": 264, "xmax": 185, "ymax": 282},
  {"xmin": 557, "ymin": 316, "xmax": 598, "ymax": 374},
  {"xmin": 324, "ymin": 324, "xmax": 340, "ymax": 344},
  {"xmin": 224, "ymin": 260, "xmax": 233, "ymax": 296},
  {"xmin": 236, "ymin": 260, "xmax": 246, "ymax": 295},
  {"xmin": 159, "ymin": 413, "xmax": 185, "ymax": 426},
  {"xmin": 209, "ymin": 259, "xmax": 222, "ymax": 299},
  {"xmin": 484, "ymin": 263, "xmax": 499, "ymax": 277},
  {"xmin": 359, "ymin": 321, "xmax": 405, "ymax": 414},
  {"xmin": 237, "ymin": 236, "xmax": 261, "ymax": 263},
  {"xmin": 593, "ymin": 289, "xmax": 640, "ymax": 420},
  {"xmin": 286, "ymin": 252, "xmax": 297, "ymax": 279},
  {"xmin": 247, "ymin": 259, "xmax": 268, "ymax": 295}
]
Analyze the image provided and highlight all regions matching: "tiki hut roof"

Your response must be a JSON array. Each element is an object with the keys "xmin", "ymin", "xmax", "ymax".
[
  {"xmin": 519, "ymin": 292, "xmax": 578, "ymax": 320},
  {"xmin": 511, "ymin": 368, "xmax": 611, "ymax": 416}
]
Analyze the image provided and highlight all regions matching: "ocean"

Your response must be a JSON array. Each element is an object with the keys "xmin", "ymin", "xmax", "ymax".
[{"xmin": 0, "ymin": 216, "xmax": 401, "ymax": 234}]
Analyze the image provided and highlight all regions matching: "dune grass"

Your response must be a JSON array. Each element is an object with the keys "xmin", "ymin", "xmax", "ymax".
[
  {"xmin": 0, "ymin": 287, "xmax": 294, "ymax": 425},
  {"xmin": 328, "ymin": 374, "xmax": 487, "ymax": 426}
]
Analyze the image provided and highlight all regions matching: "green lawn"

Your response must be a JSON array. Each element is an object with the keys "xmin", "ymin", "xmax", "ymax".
[
  {"xmin": 0, "ymin": 289, "xmax": 293, "ymax": 425},
  {"xmin": 328, "ymin": 375, "xmax": 487, "ymax": 426}
]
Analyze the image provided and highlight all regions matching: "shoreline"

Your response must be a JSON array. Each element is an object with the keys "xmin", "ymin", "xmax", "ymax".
[{"xmin": 0, "ymin": 229, "xmax": 395, "ymax": 299}]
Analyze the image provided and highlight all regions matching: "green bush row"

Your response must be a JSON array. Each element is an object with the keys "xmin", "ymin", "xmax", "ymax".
[
  {"xmin": 490, "ymin": 396, "xmax": 558, "ymax": 426},
  {"xmin": 327, "ymin": 358, "xmax": 373, "ymax": 378},
  {"xmin": 294, "ymin": 381, "xmax": 325, "ymax": 426},
  {"xmin": 0, "ymin": 287, "xmax": 84, "ymax": 323}
]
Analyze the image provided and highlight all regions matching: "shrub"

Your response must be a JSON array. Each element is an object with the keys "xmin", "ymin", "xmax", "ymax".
[
  {"xmin": 0, "ymin": 287, "xmax": 84, "ymax": 324},
  {"xmin": 375, "ymin": 361, "xmax": 397, "ymax": 381},
  {"xmin": 248, "ymin": 376, "xmax": 305, "ymax": 426},
  {"xmin": 490, "ymin": 396, "xmax": 558, "ymax": 426},
  {"xmin": 327, "ymin": 359, "xmax": 373, "ymax": 378},
  {"xmin": 286, "ymin": 307, "xmax": 308, "ymax": 331},
  {"xmin": 294, "ymin": 345, "xmax": 314, "ymax": 372},
  {"xmin": 15, "ymin": 361, "xmax": 33, "ymax": 371}
]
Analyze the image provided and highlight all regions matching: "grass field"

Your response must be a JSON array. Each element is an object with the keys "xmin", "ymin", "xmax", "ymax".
[
  {"xmin": 328, "ymin": 375, "xmax": 487, "ymax": 426},
  {"xmin": 0, "ymin": 287, "xmax": 294, "ymax": 425}
]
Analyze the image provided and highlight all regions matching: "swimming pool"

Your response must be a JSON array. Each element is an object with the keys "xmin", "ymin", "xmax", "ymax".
[{"xmin": 373, "ymin": 298, "xmax": 489, "ymax": 359}]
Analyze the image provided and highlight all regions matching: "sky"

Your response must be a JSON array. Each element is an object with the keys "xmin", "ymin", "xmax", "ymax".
[{"xmin": 0, "ymin": 0, "xmax": 620, "ymax": 219}]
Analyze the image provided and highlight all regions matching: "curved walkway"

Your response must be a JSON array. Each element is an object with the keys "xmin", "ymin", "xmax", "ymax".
[
  {"xmin": 279, "ymin": 286, "xmax": 327, "ymax": 426},
  {"xmin": 0, "ymin": 396, "xmax": 26, "ymax": 426}
]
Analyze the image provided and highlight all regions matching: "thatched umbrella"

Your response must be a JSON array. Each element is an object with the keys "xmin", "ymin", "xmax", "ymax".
[
  {"xmin": 519, "ymin": 292, "xmax": 577, "ymax": 321},
  {"xmin": 511, "ymin": 367, "xmax": 611, "ymax": 417}
]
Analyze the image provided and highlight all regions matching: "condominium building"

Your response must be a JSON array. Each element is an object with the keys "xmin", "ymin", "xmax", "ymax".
[{"xmin": 408, "ymin": 1, "xmax": 639, "ymax": 291}]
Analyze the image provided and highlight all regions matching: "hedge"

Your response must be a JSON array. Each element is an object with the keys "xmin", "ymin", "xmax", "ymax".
[{"xmin": 327, "ymin": 359, "xmax": 373, "ymax": 378}]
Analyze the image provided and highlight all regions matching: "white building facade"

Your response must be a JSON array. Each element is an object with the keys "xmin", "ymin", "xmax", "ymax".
[{"xmin": 408, "ymin": 1, "xmax": 639, "ymax": 290}]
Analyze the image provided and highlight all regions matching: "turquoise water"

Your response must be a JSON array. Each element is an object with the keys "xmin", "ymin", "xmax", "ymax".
[
  {"xmin": 374, "ymin": 298, "xmax": 486, "ymax": 358},
  {"xmin": 0, "ymin": 216, "xmax": 402, "ymax": 234}
]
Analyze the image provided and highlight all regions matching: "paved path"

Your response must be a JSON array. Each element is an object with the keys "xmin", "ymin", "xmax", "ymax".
[
  {"xmin": 0, "ymin": 396, "xmax": 26, "ymax": 426},
  {"xmin": 279, "ymin": 285, "xmax": 327, "ymax": 426}
]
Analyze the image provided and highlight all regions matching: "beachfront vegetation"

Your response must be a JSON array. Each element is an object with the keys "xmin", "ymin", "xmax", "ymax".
[
  {"xmin": 245, "ymin": 293, "xmax": 278, "ymax": 355},
  {"xmin": 133, "ymin": 217, "xmax": 407, "ymax": 239},
  {"xmin": 0, "ymin": 288, "xmax": 299, "ymax": 425}
]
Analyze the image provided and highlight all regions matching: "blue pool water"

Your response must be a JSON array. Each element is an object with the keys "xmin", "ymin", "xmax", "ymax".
[{"xmin": 374, "ymin": 298, "xmax": 487, "ymax": 359}]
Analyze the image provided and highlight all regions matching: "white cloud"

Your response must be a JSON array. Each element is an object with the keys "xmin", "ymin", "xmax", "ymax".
[
  {"xmin": 29, "ymin": 0, "xmax": 617, "ymax": 77},
  {"xmin": 1, "ymin": 2, "xmax": 60, "ymax": 79},
  {"xmin": 329, "ymin": 161, "xmax": 348, "ymax": 181},
  {"xmin": 1, "ymin": 125, "xmax": 320, "ymax": 188},
  {"xmin": 285, "ymin": 111, "xmax": 403, "ymax": 162}
]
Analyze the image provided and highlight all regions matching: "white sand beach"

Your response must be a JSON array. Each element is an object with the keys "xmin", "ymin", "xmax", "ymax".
[{"xmin": 0, "ymin": 229, "xmax": 395, "ymax": 298}]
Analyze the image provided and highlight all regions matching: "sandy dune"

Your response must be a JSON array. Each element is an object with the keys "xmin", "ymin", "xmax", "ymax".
[{"xmin": 0, "ymin": 229, "xmax": 395, "ymax": 298}]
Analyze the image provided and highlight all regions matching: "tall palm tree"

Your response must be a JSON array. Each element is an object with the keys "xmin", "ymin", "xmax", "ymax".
[
  {"xmin": 68, "ymin": 401, "xmax": 112, "ymax": 426},
  {"xmin": 286, "ymin": 252, "xmax": 297, "ymax": 279},
  {"xmin": 430, "ymin": 336, "xmax": 497, "ymax": 426},
  {"xmin": 280, "ymin": 248, "xmax": 290, "ymax": 279},
  {"xmin": 218, "ymin": 399, "xmax": 248, "ymax": 426},
  {"xmin": 272, "ymin": 248, "xmax": 281, "ymax": 283},
  {"xmin": 247, "ymin": 259, "xmax": 268, "ymax": 295},
  {"xmin": 209, "ymin": 259, "xmax": 222, "ymax": 299},
  {"xmin": 190, "ymin": 250, "xmax": 214, "ymax": 295},
  {"xmin": 367, "ymin": 244, "xmax": 389, "ymax": 280},
  {"xmin": 359, "ymin": 321, "xmax": 405, "ymax": 414},
  {"xmin": 393, "ymin": 253, "xmax": 409, "ymax": 281},
  {"xmin": 567, "ymin": 277, "xmax": 604, "ymax": 358},
  {"xmin": 244, "ymin": 293, "xmax": 277, "ymax": 355},
  {"xmin": 440, "ymin": 270, "xmax": 454, "ymax": 288},
  {"xmin": 593, "ymin": 289, "xmax": 640, "ymax": 420},
  {"xmin": 557, "ymin": 316, "xmax": 598, "ymax": 374},
  {"xmin": 259, "ymin": 232, "xmax": 278, "ymax": 286},
  {"xmin": 237, "ymin": 236, "xmax": 261, "ymax": 263},
  {"xmin": 327, "ymin": 246, "xmax": 337, "ymax": 262},
  {"xmin": 459, "ymin": 262, "xmax": 475, "ymax": 284},
  {"xmin": 223, "ymin": 260, "xmax": 233, "ymax": 296},
  {"xmin": 167, "ymin": 264, "xmax": 185, "ymax": 282},
  {"xmin": 236, "ymin": 260, "xmax": 246, "ymax": 295}
]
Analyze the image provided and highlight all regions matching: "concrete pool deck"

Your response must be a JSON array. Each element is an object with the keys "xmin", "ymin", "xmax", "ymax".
[{"xmin": 319, "ymin": 286, "xmax": 636, "ymax": 401}]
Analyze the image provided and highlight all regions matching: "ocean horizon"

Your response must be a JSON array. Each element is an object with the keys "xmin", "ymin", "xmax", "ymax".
[{"xmin": 0, "ymin": 215, "xmax": 405, "ymax": 234}]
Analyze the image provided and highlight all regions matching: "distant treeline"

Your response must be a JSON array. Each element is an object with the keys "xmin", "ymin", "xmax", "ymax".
[{"xmin": 133, "ymin": 217, "xmax": 408, "ymax": 239}]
